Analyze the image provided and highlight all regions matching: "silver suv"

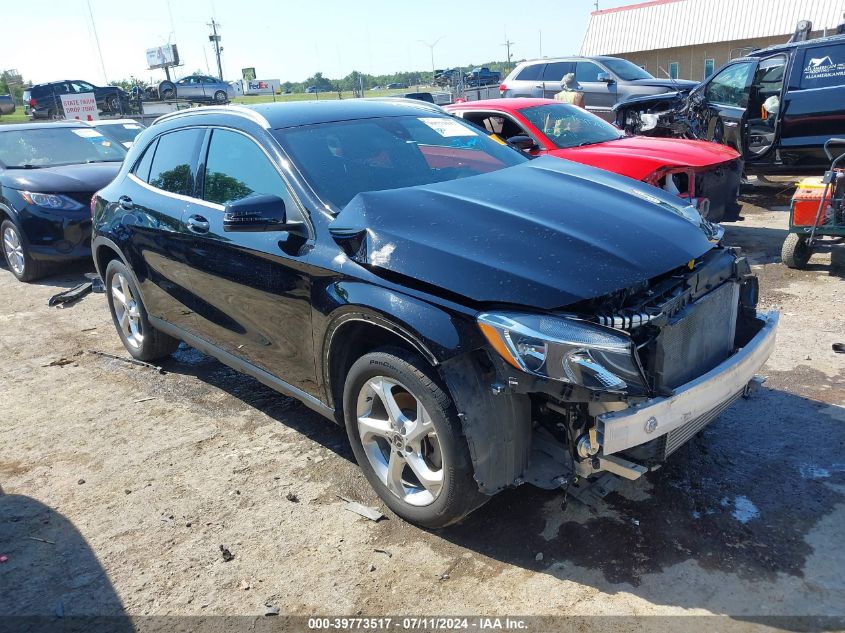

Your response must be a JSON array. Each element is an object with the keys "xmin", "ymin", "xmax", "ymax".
[{"xmin": 500, "ymin": 56, "xmax": 696, "ymax": 120}]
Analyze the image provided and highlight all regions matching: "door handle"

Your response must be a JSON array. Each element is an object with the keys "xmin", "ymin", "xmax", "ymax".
[
  {"xmin": 187, "ymin": 214, "xmax": 210, "ymax": 233},
  {"xmin": 118, "ymin": 195, "xmax": 133, "ymax": 210},
  {"xmin": 724, "ymin": 121, "xmax": 738, "ymax": 128}
]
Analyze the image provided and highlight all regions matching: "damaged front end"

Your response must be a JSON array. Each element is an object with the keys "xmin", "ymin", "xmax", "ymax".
[
  {"xmin": 643, "ymin": 159, "xmax": 744, "ymax": 222},
  {"xmin": 614, "ymin": 91, "xmax": 693, "ymax": 138},
  {"xmin": 440, "ymin": 246, "xmax": 777, "ymax": 496}
]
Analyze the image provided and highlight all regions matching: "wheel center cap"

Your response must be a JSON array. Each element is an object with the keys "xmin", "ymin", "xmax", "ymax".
[{"xmin": 392, "ymin": 434, "xmax": 404, "ymax": 449}]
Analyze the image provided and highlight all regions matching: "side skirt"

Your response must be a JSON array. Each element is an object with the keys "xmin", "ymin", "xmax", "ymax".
[{"xmin": 149, "ymin": 316, "xmax": 336, "ymax": 421}]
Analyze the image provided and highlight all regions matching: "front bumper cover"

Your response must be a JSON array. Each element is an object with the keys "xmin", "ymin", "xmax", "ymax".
[{"xmin": 598, "ymin": 311, "xmax": 779, "ymax": 455}]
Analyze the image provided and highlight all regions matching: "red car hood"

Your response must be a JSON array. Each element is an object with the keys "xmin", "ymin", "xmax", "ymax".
[{"xmin": 549, "ymin": 136, "xmax": 740, "ymax": 181}]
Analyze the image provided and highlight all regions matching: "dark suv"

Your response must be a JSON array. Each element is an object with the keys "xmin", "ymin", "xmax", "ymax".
[
  {"xmin": 614, "ymin": 34, "xmax": 845, "ymax": 174},
  {"xmin": 23, "ymin": 80, "xmax": 129, "ymax": 119},
  {"xmin": 91, "ymin": 101, "xmax": 777, "ymax": 527}
]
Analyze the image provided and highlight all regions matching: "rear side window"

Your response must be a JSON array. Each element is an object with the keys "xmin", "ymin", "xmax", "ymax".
[
  {"xmin": 542, "ymin": 62, "xmax": 574, "ymax": 81},
  {"xmin": 202, "ymin": 129, "xmax": 293, "ymax": 209},
  {"xmin": 147, "ymin": 128, "xmax": 205, "ymax": 196},
  {"xmin": 575, "ymin": 61, "xmax": 603, "ymax": 83},
  {"xmin": 516, "ymin": 63, "xmax": 544, "ymax": 81},
  {"xmin": 799, "ymin": 43, "xmax": 845, "ymax": 89},
  {"xmin": 133, "ymin": 139, "xmax": 157, "ymax": 182}
]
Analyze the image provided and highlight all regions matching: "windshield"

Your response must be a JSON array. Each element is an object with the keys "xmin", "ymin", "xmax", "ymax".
[
  {"xmin": 520, "ymin": 103, "xmax": 625, "ymax": 149},
  {"xmin": 274, "ymin": 114, "xmax": 527, "ymax": 209},
  {"xmin": 600, "ymin": 58, "xmax": 654, "ymax": 81},
  {"xmin": 97, "ymin": 123, "xmax": 143, "ymax": 148},
  {"xmin": 0, "ymin": 127, "xmax": 126, "ymax": 168}
]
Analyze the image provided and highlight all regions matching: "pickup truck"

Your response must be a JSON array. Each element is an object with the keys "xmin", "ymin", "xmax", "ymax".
[{"xmin": 466, "ymin": 67, "xmax": 502, "ymax": 87}]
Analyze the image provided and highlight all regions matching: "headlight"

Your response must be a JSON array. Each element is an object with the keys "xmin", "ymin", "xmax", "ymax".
[
  {"xmin": 21, "ymin": 191, "xmax": 80, "ymax": 210},
  {"xmin": 478, "ymin": 312, "xmax": 645, "ymax": 393}
]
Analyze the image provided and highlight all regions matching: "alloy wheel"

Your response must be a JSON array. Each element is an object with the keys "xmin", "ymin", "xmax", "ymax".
[
  {"xmin": 2, "ymin": 226, "xmax": 25, "ymax": 276},
  {"xmin": 111, "ymin": 273, "xmax": 144, "ymax": 349},
  {"xmin": 356, "ymin": 377, "xmax": 444, "ymax": 506}
]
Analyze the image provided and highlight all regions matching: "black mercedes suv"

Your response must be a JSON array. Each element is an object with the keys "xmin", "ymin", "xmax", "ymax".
[{"xmin": 91, "ymin": 101, "xmax": 778, "ymax": 527}]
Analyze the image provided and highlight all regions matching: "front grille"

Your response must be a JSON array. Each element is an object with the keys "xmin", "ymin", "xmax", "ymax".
[
  {"xmin": 663, "ymin": 390, "xmax": 743, "ymax": 458},
  {"xmin": 650, "ymin": 281, "xmax": 739, "ymax": 391},
  {"xmin": 65, "ymin": 191, "xmax": 95, "ymax": 207}
]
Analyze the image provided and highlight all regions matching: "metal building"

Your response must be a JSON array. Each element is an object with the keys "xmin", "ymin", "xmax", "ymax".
[{"xmin": 581, "ymin": 0, "xmax": 845, "ymax": 80}]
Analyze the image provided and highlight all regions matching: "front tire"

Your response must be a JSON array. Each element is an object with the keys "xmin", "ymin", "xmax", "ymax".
[
  {"xmin": 1, "ymin": 220, "xmax": 45, "ymax": 282},
  {"xmin": 781, "ymin": 233, "xmax": 812, "ymax": 269},
  {"xmin": 104, "ymin": 259, "xmax": 179, "ymax": 361},
  {"xmin": 159, "ymin": 82, "xmax": 175, "ymax": 100},
  {"xmin": 343, "ymin": 348, "xmax": 487, "ymax": 528},
  {"xmin": 213, "ymin": 90, "xmax": 227, "ymax": 104}
]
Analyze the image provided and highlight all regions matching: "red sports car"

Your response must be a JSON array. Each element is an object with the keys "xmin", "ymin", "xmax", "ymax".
[{"xmin": 445, "ymin": 98, "xmax": 743, "ymax": 222}]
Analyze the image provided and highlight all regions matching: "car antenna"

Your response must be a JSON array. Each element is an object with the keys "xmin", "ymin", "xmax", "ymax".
[{"xmin": 658, "ymin": 65, "xmax": 679, "ymax": 91}]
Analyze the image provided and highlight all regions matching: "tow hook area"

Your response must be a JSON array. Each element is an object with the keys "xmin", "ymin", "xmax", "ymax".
[
  {"xmin": 597, "ymin": 455, "xmax": 648, "ymax": 480},
  {"xmin": 743, "ymin": 375, "xmax": 766, "ymax": 399}
]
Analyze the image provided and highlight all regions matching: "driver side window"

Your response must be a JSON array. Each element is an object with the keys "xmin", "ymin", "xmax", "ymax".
[{"xmin": 705, "ymin": 62, "xmax": 755, "ymax": 107}]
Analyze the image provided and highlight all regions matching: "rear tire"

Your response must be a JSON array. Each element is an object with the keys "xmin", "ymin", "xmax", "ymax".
[
  {"xmin": 213, "ymin": 90, "xmax": 227, "ymax": 103},
  {"xmin": 1, "ymin": 220, "xmax": 45, "ymax": 282},
  {"xmin": 343, "ymin": 347, "xmax": 488, "ymax": 528},
  {"xmin": 104, "ymin": 259, "xmax": 179, "ymax": 361},
  {"xmin": 781, "ymin": 232, "xmax": 812, "ymax": 269}
]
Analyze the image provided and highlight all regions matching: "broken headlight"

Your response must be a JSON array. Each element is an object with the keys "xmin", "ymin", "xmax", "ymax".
[{"xmin": 478, "ymin": 312, "xmax": 645, "ymax": 393}]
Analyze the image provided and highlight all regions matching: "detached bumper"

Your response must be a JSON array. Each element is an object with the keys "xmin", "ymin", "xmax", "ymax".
[{"xmin": 599, "ymin": 311, "xmax": 779, "ymax": 456}]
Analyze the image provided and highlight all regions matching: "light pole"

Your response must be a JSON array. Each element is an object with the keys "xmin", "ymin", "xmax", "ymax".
[{"xmin": 418, "ymin": 37, "xmax": 444, "ymax": 75}]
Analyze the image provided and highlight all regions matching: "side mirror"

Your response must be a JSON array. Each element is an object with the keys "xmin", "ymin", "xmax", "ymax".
[
  {"xmin": 506, "ymin": 135, "xmax": 538, "ymax": 151},
  {"xmin": 223, "ymin": 194, "xmax": 288, "ymax": 232},
  {"xmin": 597, "ymin": 72, "xmax": 614, "ymax": 83}
]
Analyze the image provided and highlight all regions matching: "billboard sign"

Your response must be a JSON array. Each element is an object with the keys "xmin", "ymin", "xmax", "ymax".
[
  {"xmin": 242, "ymin": 67, "xmax": 256, "ymax": 80},
  {"xmin": 146, "ymin": 44, "xmax": 180, "ymax": 70},
  {"xmin": 242, "ymin": 79, "xmax": 280, "ymax": 95},
  {"xmin": 60, "ymin": 92, "xmax": 99, "ymax": 121}
]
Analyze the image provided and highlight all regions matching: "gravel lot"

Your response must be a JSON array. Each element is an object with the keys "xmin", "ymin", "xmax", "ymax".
[{"xmin": 1, "ymin": 183, "xmax": 843, "ymax": 627}]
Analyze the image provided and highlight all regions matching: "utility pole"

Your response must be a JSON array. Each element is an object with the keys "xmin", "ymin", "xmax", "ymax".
[
  {"xmin": 502, "ymin": 38, "xmax": 515, "ymax": 68},
  {"xmin": 208, "ymin": 18, "xmax": 223, "ymax": 80}
]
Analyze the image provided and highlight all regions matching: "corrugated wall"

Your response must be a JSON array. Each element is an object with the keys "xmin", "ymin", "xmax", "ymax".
[{"xmin": 581, "ymin": 0, "xmax": 845, "ymax": 55}]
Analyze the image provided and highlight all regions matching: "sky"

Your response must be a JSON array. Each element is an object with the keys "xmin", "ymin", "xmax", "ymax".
[{"xmin": 3, "ymin": 0, "xmax": 636, "ymax": 85}]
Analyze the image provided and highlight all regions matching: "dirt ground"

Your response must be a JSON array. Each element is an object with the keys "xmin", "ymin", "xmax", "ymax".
[{"xmin": 1, "ymin": 182, "xmax": 844, "ymax": 628}]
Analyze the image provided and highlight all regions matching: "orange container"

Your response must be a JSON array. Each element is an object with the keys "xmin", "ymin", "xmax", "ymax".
[{"xmin": 791, "ymin": 177, "xmax": 831, "ymax": 227}]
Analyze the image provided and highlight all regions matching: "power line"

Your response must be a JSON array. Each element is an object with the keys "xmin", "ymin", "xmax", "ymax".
[
  {"xmin": 86, "ymin": 0, "xmax": 109, "ymax": 84},
  {"xmin": 501, "ymin": 39, "xmax": 515, "ymax": 66}
]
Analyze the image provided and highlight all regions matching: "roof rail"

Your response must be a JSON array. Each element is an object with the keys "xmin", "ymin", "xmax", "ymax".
[{"xmin": 152, "ymin": 104, "xmax": 271, "ymax": 129}]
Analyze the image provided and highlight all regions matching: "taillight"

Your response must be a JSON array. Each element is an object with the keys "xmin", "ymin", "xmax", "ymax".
[
  {"xmin": 28, "ymin": 98, "xmax": 37, "ymax": 108},
  {"xmin": 498, "ymin": 83, "xmax": 507, "ymax": 94},
  {"xmin": 90, "ymin": 195, "xmax": 97, "ymax": 218}
]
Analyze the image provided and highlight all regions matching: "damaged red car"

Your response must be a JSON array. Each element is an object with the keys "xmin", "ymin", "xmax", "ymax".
[{"xmin": 446, "ymin": 98, "xmax": 743, "ymax": 222}]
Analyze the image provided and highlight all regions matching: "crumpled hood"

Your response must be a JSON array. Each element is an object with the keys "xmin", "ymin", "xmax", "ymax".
[
  {"xmin": 0, "ymin": 162, "xmax": 122, "ymax": 193},
  {"xmin": 550, "ymin": 136, "xmax": 740, "ymax": 180},
  {"xmin": 330, "ymin": 157, "xmax": 715, "ymax": 310}
]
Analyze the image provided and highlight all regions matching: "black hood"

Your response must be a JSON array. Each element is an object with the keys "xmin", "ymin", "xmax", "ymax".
[
  {"xmin": 0, "ymin": 162, "xmax": 122, "ymax": 193},
  {"xmin": 628, "ymin": 78, "xmax": 698, "ymax": 90},
  {"xmin": 330, "ymin": 157, "xmax": 715, "ymax": 310}
]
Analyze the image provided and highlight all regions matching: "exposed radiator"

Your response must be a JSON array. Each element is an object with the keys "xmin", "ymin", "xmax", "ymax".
[{"xmin": 650, "ymin": 281, "xmax": 740, "ymax": 391}]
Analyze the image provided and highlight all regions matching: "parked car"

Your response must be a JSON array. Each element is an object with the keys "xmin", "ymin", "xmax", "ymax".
[
  {"xmin": 447, "ymin": 98, "xmax": 742, "ymax": 221},
  {"xmin": 0, "ymin": 95, "xmax": 15, "ymax": 115},
  {"xmin": 91, "ymin": 101, "xmax": 776, "ymax": 527},
  {"xmin": 466, "ymin": 67, "xmax": 501, "ymax": 87},
  {"xmin": 0, "ymin": 122, "xmax": 126, "ymax": 281},
  {"xmin": 386, "ymin": 82, "xmax": 409, "ymax": 89},
  {"xmin": 84, "ymin": 119, "xmax": 146, "ymax": 149},
  {"xmin": 23, "ymin": 80, "xmax": 129, "ymax": 119},
  {"xmin": 613, "ymin": 34, "xmax": 845, "ymax": 175},
  {"xmin": 306, "ymin": 86, "xmax": 334, "ymax": 94},
  {"xmin": 158, "ymin": 75, "xmax": 234, "ymax": 103},
  {"xmin": 500, "ymin": 56, "xmax": 697, "ymax": 121}
]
